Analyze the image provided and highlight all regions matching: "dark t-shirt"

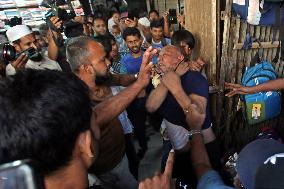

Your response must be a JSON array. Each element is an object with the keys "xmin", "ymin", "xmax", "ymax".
[{"xmin": 158, "ymin": 71, "xmax": 211, "ymax": 129}]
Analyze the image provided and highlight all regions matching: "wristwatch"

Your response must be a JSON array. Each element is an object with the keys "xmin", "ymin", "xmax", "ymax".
[
  {"xmin": 187, "ymin": 130, "xmax": 203, "ymax": 140},
  {"xmin": 134, "ymin": 73, "xmax": 139, "ymax": 79}
]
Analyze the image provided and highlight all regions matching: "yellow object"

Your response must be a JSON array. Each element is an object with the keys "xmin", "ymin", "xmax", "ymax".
[{"xmin": 252, "ymin": 104, "xmax": 262, "ymax": 119}]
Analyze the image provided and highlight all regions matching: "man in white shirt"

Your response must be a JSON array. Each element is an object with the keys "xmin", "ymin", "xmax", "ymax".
[{"xmin": 5, "ymin": 24, "xmax": 62, "ymax": 76}]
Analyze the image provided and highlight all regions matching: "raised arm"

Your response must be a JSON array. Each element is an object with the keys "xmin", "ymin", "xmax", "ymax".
[
  {"xmin": 93, "ymin": 47, "xmax": 156, "ymax": 126},
  {"xmin": 225, "ymin": 78, "xmax": 284, "ymax": 97},
  {"xmin": 47, "ymin": 17, "xmax": 63, "ymax": 61},
  {"xmin": 163, "ymin": 12, "xmax": 171, "ymax": 38},
  {"xmin": 146, "ymin": 83, "xmax": 168, "ymax": 113},
  {"xmin": 111, "ymin": 73, "xmax": 136, "ymax": 87}
]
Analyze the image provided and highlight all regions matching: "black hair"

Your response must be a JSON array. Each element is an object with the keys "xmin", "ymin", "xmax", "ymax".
[
  {"xmin": 111, "ymin": 10, "xmax": 120, "ymax": 17},
  {"xmin": 150, "ymin": 19, "xmax": 164, "ymax": 29},
  {"xmin": 171, "ymin": 30, "xmax": 196, "ymax": 49},
  {"xmin": 128, "ymin": 8, "xmax": 139, "ymax": 20},
  {"xmin": 64, "ymin": 21, "xmax": 84, "ymax": 38},
  {"xmin": 149, "ymin": 9, "xmax": 159, "ymax": 17},
  {"xmin": 0, "ymin": 69, "xmax": 92, "ymax": 176},
  {"xmin": 12, "ymin": 38, "xmax": 21, "ymax": 44},
  {"xmin": 33, "ymin": 31, "xmax": 40, "ymax": 36},
  {"xmin": 108, "ymin": 34, "xmax": 116, "ymax": 42},
  {"xmin": 93, "ymin": 34, "xmax": 112, "ymax": 56},
  {"xmin": 122, "ymin": 27, "xmax": 141, "ymax": 41},
  {"xmin": 93, "ymin": 16, "xmax": 106, "ymax": 24}
]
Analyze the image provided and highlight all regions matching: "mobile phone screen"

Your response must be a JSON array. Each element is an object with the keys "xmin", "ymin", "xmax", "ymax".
[{"xmin": 0, "ymin": 160, "xmax": 44, "ymax": 189}]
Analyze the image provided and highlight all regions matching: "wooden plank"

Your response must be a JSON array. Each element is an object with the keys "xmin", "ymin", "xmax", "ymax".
[
  {"xmin": 273, "ymin": 30, "xmax": 283, "ymax": 75},
  {"xmin": 233, "ymin": 41, "xmax": 280, "ymax": 50},
  {"xmin": 263, "ymin": 27, "xmax": 272, "ymax": 60},
  {"xmin": 237, "ymin": 22, "xmax": 248, "ymax": 83},
  {"xmin": 185, "ymin": 0, "xmax": 217, "ymax": 85},
  {"xmin": 267, "ymin": 27, "xmax": 274, "ymax": 63},
  {"xmin": 259, "ymin": 26, "xmax": 267, "ymax": 60},
  {"xmin": 217, "ymin": 0, "xmax": 232, "ymax": 128},
  {"xmin": 225, "ymin": 16, "xmax": 240, "ymax": 130},
  {"xmin": 236, "ymin": 21, "xmax": 248, "ymax": 84}
]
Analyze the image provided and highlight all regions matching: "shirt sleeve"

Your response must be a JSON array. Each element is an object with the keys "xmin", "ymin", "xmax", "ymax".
[
  {"xmin": 166, "ymin": 38, "xmax": 171, "ymax": 45},
  {"xmin": 5, "ymin": 63, "xmax": 16, "ymax": 76},
  {"xmin": 197, "ymin": 170, "xmax": 234, "ymax": 189},
  {"xmin": 184, "ymin": 72, "xmax": 209, "ymax": 99},
  {"xmin": 119, "ymin": 57, "xmax": 128, "ymax": 74}
]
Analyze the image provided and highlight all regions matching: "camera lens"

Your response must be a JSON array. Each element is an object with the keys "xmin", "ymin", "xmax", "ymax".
[{"xmin": 3, "ymin": 43, "xmax": 16, "ymax": 62}]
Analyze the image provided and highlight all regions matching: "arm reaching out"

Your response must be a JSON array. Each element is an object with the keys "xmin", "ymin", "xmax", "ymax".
[
  {"xmin": 225, "ymin": 78, "xmax": 284, "ymax": 97},
  {"xmin": 93, "ymin": 47, "xmax": 156, "ymax": 126}
]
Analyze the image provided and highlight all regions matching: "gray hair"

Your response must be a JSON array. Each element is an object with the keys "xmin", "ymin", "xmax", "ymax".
[{"xmin": 66, "ymin": 36, "xmax": 92, "ymax": 72}]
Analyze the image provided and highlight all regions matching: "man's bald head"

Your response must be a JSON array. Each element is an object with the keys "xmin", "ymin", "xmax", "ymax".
[
  {"xmin": 160, "ymin": 45, "xmax": 182, "ymax": 59},
  {"xmin": 66, "ymin": 36, "xmax": 103, "ymax": 72}
]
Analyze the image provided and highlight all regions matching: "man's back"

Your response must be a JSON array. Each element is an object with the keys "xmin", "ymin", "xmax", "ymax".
[{"xmin": 90, "ymin": 118, "xmax": 125, "ymax": 175}]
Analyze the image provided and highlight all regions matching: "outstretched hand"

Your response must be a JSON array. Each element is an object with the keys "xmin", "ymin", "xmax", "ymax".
[
  {"xmin": 137, "ymin": 46, "xmax": 157, "ymax": 87},
  {"xmin": 225, "ymin": 82, "xmax": 250, "ymax": 97},
  {"xmin": 138, "ymin": 150, "xmax": 175, "ymax": 189}
]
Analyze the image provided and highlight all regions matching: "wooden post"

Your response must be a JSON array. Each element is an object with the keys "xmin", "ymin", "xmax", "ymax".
[{"xmin": 184, "ymin": 0, "xmax": 218, "ymax": 85}]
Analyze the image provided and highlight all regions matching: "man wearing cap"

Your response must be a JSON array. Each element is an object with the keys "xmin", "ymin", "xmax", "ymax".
[{"xmin": 5, "ymin": 24, "xmax": 62, "ymax": 76}]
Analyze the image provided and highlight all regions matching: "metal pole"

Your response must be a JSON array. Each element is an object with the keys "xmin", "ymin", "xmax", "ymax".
[{"xmin": 178, "ymin": 0, "xmax": 181, "ymax": 13}]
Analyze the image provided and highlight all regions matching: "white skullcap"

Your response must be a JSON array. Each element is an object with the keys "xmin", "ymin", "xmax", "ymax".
[
  {"xmin": 138, "ymin": 17, "xmax": 150, "ymax": 27},
  {"xmin": 6, "ymin": 25, "xmax": 33, "ymax": 43}
]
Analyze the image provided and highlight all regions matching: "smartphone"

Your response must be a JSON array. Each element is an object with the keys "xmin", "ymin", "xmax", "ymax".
[
  {"xmin": 169, "ymin": 9, "xmax": 177, "ymax": 24},
  {"xmin": 0, "ymin": 160, "xmax": 45, "ymax": 189}
]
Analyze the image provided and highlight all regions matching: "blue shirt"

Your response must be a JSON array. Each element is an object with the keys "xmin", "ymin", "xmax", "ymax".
[
  {"xmin": 197, "ymin": 170, "xmax": 234, "ymax": 189},
  {"xmin": 158, "ymin": 71, "xmax": 212, "ymax": 129},
  {"xmin": 151, "ymin": 38, "xmax": 171, "ymax": 50},
  {"xmin": 115, "ymin": 35, "xmax": 128, "ymax": 54},
  {"xmin": 120, "ymin": 52, "xmax": 144, "ymax": 74}
]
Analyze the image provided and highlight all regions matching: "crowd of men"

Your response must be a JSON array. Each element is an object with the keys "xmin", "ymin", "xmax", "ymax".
[{"xmin": 0, "ymin": 6, "xmax": 284, "ymax": 189}]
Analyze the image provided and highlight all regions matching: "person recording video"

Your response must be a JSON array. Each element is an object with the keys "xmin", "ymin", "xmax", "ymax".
[{"xmin": 5, "ymin": 24, "xmax": 62, "ymax": 76}]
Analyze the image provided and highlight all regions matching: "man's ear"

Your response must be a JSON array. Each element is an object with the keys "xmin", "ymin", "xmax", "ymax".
[
  {"xmin": 79, "ymin": 64, "xmax": 94, "ymax": 74},
  {"xmin": 78, "ymin": 130, "xmax": 94, "ymax": 159},
  {"xmin": 13, "ymin": 43, "xmax": 21, "ymax": 52}
]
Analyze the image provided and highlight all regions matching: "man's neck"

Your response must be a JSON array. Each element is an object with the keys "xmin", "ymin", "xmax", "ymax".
[
  {"xmin": 152, "ymin": 38, "xmax": 162, "ymax": 43},
  {"xmin": 45, "ymin": 160, "xmax": 88, "ymax": 189},
  {"xmin": 131, "ymin": 50, "xmax": 142, "ymax": 58}
]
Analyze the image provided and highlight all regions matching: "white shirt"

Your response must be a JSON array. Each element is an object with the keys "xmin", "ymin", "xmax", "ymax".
[
  {"xmin": 6, "ymin": 55, "xmax": 62, "ymax": 76},
  {"xmin": 111, "ymin": 86, "xmax": 133, "ymax": 134},
  {"xmin": 108, "ymin": 17, "xmax": 116, "ymax": 32}
]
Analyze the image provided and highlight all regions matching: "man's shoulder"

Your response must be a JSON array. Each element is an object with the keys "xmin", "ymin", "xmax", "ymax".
[
  {"xmin": 197, "ymin": 170, "xmax": 234, "ymax": 189},
  {"xmin": 165, "ymin": 37, "xmax": 171, "ymax": 44},
  {"xmin": 121, "ymin": 53, "xmax": 132, "ymax": 62},
  {"xmin": 183, "ymin": 71, "xmax": 208, "ymax": 84}
]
